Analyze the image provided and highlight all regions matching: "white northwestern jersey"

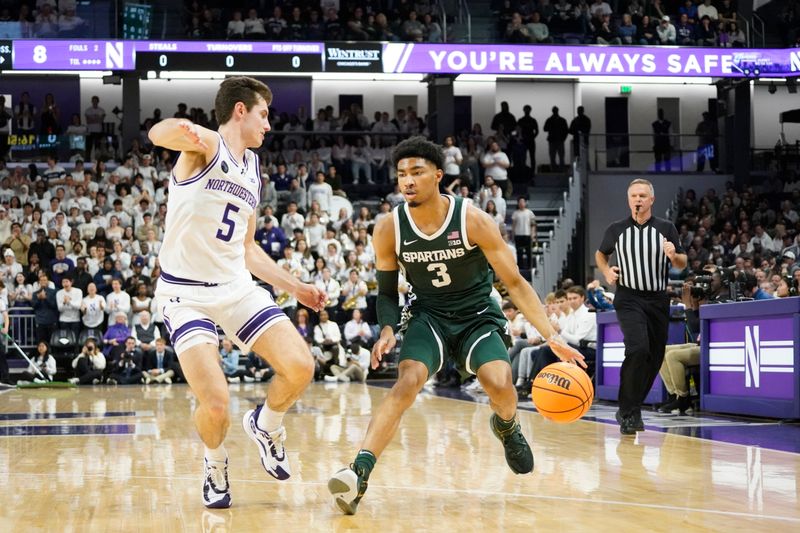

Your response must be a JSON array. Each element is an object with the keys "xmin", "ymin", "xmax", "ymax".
[{"xmin": 159, "ymin": 132, "xmax": 262, "ymax": 284}]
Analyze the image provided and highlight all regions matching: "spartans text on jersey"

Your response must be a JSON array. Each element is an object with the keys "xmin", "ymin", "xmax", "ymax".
[{"xmin": 401, "ymin": 248, "xmax": 466, "ymax": 263}]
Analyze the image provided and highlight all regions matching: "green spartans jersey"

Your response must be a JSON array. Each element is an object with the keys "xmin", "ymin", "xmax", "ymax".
[{"xmin": 394, "ymin": 195, "xmax": 493, "ymax": 316}]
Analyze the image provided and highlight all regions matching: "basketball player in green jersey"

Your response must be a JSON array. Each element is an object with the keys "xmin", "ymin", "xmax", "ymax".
[{"xmin": 328, "ymin": 137, "xmax": 586, "ymax": 515}]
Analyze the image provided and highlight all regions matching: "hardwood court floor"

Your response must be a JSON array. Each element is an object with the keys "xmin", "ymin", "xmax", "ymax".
[{"xmin": 0, "ymin": 382, "xmax": 798, "ymax": 532}]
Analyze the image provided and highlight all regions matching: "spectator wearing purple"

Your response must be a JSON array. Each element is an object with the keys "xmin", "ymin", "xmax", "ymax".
[
  {"xmin": 255, "ymin": 218, "xmax": 287, "ymax": 262},
  {"xmin": 103, "ymin": 312, "xmax": 131, "ymax": 358},
  {"xmin": 271, "ymin": 163, "xmax": 293, "ymax": 192},
  {"xmin": 676, "ymin": 13, "xmax": 695, "ymax": 45},
  {"xmin": 49, "ymin": 244, "xmax": 74, "ymax": 287}
]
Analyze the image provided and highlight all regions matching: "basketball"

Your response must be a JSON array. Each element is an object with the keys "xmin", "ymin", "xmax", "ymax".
[{"xmin": 531, "ymin": 362, "xmax": 594, "ymax": 423}]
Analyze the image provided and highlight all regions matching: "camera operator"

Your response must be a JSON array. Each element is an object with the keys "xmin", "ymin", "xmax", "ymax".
[
  {"xmin": 107, "ymin": 337, "xmax": 144, "ymax": 385},
  {"xmin": 658, "ymin": 277, "xmax": 704, "ymax": 414}
]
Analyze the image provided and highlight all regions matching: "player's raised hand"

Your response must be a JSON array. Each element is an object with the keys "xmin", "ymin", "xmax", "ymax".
[
  {"xmin": 295, "ymin": 283, "xmax": 326, "ymax": 312},
  {"xmin": 604, "ymin": 266, "xmax": 620, "ymax": 285},
  {"xmin": 547, "ymin": 334, "xmax": 587, "ymax": 368},
  {"xmin": 177, "ymin": 120, "xmax": 209, "ymax": 150},
  {"xmin": 371, "ymin": 326, "xmax": 396, "ymax": 370}
]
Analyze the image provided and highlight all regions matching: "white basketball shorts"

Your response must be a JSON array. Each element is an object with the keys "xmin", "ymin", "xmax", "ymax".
[{"xmin": 156, "ymin": 270, "xmax": 289, "ymax": 354}]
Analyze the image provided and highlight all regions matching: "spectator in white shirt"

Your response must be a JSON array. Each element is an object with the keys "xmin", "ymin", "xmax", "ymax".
[
  {"xmin": 281, "ymin": 201, "xmax": 305, "ymax": 235},
  {"xmin": 481, "ymin": 141, "xmax": 510, "ymax": 197},
  {"xmin": 697, "ymin": 0, "xmax": 718, "ymax": 21},
  {"xmin": 227, "ymin": 9, "xmax": 246, "ymax": 38},
  {"xmin": 244, "ymin": 8, "xmax": 267, "ymax": 37},
  {"xmin": 442, "ymin": 135, "xmax": 463, "ymax": 187},
  {"xmin": 81, "ymin": 282, "xmax": 106, "ymax": 331},
  {"xmin": 344, "ymin": 308, "xmax": 372, "ymax": 345},
  {"xmin": 57, "ymin": 276, "xmax": 83, "ymax": 336},
  {"xmin": 105, "ymin": 278, "xmax": 131, "ymax": 325},
  {"xmin": 308, "ymin": 171, "xmax": 334, "ymax": 215}
]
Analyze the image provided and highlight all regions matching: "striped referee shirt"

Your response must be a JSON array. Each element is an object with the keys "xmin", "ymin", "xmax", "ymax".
[{"xmin": 598, "ymin": 216, "xmax": 683, "ymax": 292}]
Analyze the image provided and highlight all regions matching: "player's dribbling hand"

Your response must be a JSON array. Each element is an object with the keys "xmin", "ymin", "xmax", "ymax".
[
  {"xmin": 604, "ymin": 266, "xmax": 620, "ymax": 285},
  {"xmin": 371, "ymin": 327, "xmax": 396, "ymax": 370},
  {"xmin": 295, "ymin": 283, "xmax": 327, "ymax": 312},
  {"xmin": 177, "ymin": 120, "xmax": 209, "ymax": 150},
  {"xmin": 547, "ymin": 335, "xmax": 587, "ymax": 369}
]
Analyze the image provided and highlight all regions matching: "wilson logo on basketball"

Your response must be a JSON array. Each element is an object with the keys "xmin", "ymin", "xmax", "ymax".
[{"xmin": 539, "ymin": 372, "xmax": 571, "ymax": 390}]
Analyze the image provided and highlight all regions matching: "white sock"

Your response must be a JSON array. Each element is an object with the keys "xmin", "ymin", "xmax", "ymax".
[
  {"xmin": 257, "ymin": 404, "xmax": 286, "ymax": 434},
  {"xmin": 205, "ymin": 444, "xmax": 227, "ymax": 462}
]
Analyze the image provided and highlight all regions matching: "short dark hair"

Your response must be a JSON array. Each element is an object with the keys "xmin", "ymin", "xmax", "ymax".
[
  {"xmin": 554, "ymin": 289, "xmax": 567, "ymax": 299},
  {"xmin": 566, "ymin": 286, "xmax": 586, "ymax": 298},
  {"xmin": 215, "ymin": 76, "xmax": 273, "ymax": 125},
  {"xmin": 391, "ymin": 136, "xmax": 445, "ymax": 171}
]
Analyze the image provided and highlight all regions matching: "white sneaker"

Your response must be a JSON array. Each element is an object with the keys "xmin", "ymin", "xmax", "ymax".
[
  {"xmin": 465, "ymin": 380, "xmax": 485, "ymax": 393},
  {"xmin": 242, "ymin": 406, "xmax": 291, "ymax": 480},
  {"xmin": 243, "ymin": 376, "xmax": 255, "ymax": 383},
  {"xmin": 227, "ymin": 376, "xmax": 239, "ymax": 383},
  {"xmin": 164, "ymin": 376, "xmax": 172, "ymax": 384},
  {"xmin": 323, "ymin": 375, "xmax": 339, "ymax": 382},
  {"xmin": 68, "ymin": 377, "xmax": 80, "ymax": 384},
  {"xmin": 202, "ymin": 457, "xmax": 232, "ymax": 509},
  {"xmin": 33, "ymin": 378, "xmax": 46, "ymax": 384}
]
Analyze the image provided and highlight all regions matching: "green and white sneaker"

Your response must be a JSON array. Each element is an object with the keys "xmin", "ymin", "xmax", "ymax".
[
  {"xmin": 490, "ymin": 413, "xmax": 534, "ymax": 474},
  {"xmin": 328, "ymin": 465, "xmax": 369, "ymax": 515}
]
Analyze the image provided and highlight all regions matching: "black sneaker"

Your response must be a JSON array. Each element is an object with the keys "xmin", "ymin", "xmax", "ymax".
[
  {"xmin": 490, "ymin": 414, "xmax": 534, "ymax": 474},
  {"xmin": 656, "ymin": 394, "xmax": 677, "ymax": 411},
  {"xmin": 615, "ymin": 410, "xmax": 636, "ymax": 435},
  {"xmin": 632, "ymin": 410, "xmax": 645, "ymax": 432},
  {"xmin": 673, "ymin": 395, "xmax": 693, "ymax": 414},
  {"xmin": 328, "ymin": 464, "xmax": 369, "ymax": 515},
  {"xmin": 658, "ymin": 397, "xmax": 681, "ymax": 413}
]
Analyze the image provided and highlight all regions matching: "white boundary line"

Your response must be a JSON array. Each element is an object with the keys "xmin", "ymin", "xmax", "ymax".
[{"xmin": 4, "ymin": 472, "xmax": 798, "ymax": 523}]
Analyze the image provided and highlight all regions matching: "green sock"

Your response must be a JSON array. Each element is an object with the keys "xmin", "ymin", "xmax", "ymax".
[
  {"xmin": 353, "ymin": 449, "xmax": 377, "ymax": 480},
  {"xmin": 494, "ymin": 413, "xmax": 516, "ymax": 432}
]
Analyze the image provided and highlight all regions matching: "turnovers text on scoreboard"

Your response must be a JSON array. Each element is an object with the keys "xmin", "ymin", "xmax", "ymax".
[{"xmin": 2, "ymin": 40, "xmax": 800, "ymax": 78}]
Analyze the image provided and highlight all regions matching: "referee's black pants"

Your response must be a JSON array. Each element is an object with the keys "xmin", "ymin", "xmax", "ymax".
[{"xmin": 614, "ymin": 286, "xmax": 670, "ymax": 417}]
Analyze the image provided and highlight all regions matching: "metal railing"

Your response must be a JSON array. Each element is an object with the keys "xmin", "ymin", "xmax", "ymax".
[
  {"xmin": 752, "ymin": 13, "xmax": 767, "ymax": 48},
  {"xmin": 458, "ymin": 0, "xmax": 472, "ymax": 43},
  {"xmin": 438, "ymin": 2, "xmax": 448, "ymax": 43},
  {"xmin": 7, "ymin": 307, "xmax": 37, "ymax": 351},
  {"xmin": 531, "ymin": 157, "xmax": 584, "ymax": 295},
  {"xmin": 587, "ymin": 133, "xmax": 722, "ymax": 173}
]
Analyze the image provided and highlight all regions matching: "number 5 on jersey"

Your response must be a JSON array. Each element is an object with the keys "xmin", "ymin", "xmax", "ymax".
[
  {"xmin": 216, "ymin": 202, "xmax": 239, "ymax": 242},
  {"xmin": 427, "ymin": 262, "xmax": 451, "ymax": 287}
]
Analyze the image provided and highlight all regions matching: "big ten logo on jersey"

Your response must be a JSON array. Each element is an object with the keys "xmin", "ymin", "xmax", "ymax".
[
  {"xmin": 221, "ymin": 161, "xmax": 229, "ymax": 174},
  {"xmin": 447, "ymin": 229, "xmax": 462, "ymax": 247}
]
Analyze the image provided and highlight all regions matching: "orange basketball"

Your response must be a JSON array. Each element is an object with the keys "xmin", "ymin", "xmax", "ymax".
[{"xmin": 531, "ymin": 362, "xmax": 594, "ymax": 423}]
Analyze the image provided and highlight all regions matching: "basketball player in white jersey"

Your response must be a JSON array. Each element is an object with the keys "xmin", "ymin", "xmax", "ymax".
[{"xmin": 148, "ymin": 77, "xmax": 326, "ymax": 509}]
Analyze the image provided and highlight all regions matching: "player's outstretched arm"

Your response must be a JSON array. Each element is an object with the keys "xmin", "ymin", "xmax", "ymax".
[
  {"xmin": 243, "ymin": 213, "xmax": 326, "ymax": 312},
  {"xmin": 467, "ymin": 204, "xmax": 586, "ymax": 367},
  {"xmin": 147, "ymin": 118, "xmax": 218, "ymax": 159},
  {"xmin": 371, "ymin": 215, "xmax": 400, "ymax": 369}
]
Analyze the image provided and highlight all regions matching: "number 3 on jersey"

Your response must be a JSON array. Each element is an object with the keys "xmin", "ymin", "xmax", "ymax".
[
  {"xmin": 216, "ymin": 202, "xmax": 239, "ymax": 242},
  {"xmin": 427, "ymin": 262, "xmax": 451, "ymax": 287}
]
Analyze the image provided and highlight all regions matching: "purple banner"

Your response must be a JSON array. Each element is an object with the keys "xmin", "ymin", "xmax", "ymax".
[
  {"xmin": 11, "ymin": 39, "xmax": 800, "ymax": 77},
  {"xmin": 383, "ymin": 43, "xmax": 800, "ymax": 78},
  {"xmin": 11, "ymin": 40, "xmax": 322, "ymax": 71},
  {"xmin": 707, "ymin": 317, "xmax": 795, "ymax": 399},
  {"xmin": 599, "ymin": 323, "xmax": 669, "ymax": 391}
]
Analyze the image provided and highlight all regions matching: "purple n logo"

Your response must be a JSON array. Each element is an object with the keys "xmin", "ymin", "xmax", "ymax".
[{"xmin": 745, "ymin": 325, "xmax": 760, "ymax": 388}]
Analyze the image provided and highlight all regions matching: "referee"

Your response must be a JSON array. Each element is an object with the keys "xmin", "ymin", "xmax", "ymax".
[{"xmin": 595, "ymin": 179, "xmax": 687, "ymax": 435}]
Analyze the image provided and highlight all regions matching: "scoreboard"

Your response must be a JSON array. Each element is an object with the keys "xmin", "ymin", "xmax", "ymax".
[
  {"xmin": 6, "ymin": 40, "xmax": 324, "ymax": 72},
  {"xmin": 135, "ymin": 51, "xmax": 319, "ymax": 72}
]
